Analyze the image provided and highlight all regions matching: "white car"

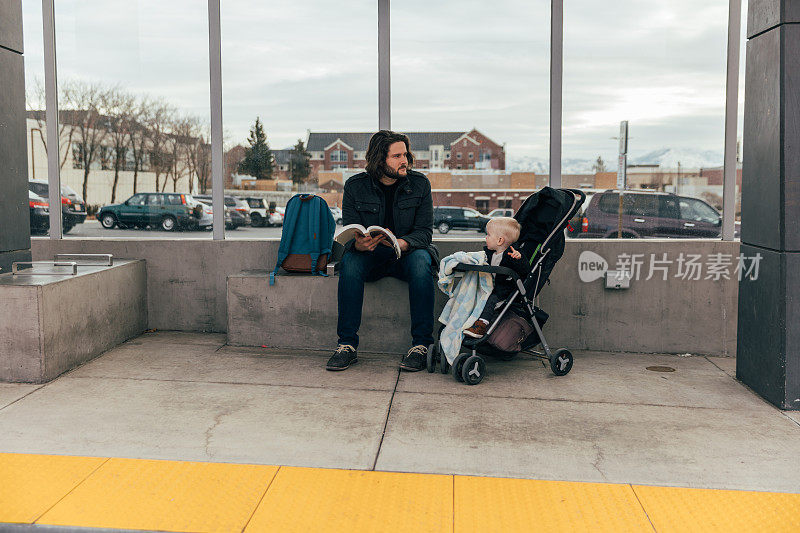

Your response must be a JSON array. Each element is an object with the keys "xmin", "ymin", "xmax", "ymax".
[
  {"xmin": 241, "ymin": 197, "xmax": 270, "ymax": 227},
  {"xmin": 194, "ymin": 198, "xmax": 231, "ymax": 229},
  {"xmin": 330, "ymin": 207, "xmax": 343, "ymax": 224},
  {"xmin": 487, "ymin": 208, "xmax": 514, "ymax": 218}
]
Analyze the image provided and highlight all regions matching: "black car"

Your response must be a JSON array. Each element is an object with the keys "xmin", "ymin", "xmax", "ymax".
[
  {"xmin": 433, "ymin": 206, "xmax": 489, "ymax": 234},
  {"xmin": 29, "ymin": 190, "xmax": 50, "ymax": 235},
  {"xmin": 28, "ymin": 179, "xmax": 87, "ymax": 234}
]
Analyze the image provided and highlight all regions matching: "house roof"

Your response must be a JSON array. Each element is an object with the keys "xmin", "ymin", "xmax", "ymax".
[
  {"xmin": 272, "ymin": 149, "xmax": 292, "ymax": 165},
  {"xmin": 307, "ymin": 132, "xmax": 468, "ymax": 152}
]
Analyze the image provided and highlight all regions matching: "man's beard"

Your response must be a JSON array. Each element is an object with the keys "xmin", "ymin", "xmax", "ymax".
[{"xmin": 382, "ymin": 163, "xmax": 407, "ymax": 180}]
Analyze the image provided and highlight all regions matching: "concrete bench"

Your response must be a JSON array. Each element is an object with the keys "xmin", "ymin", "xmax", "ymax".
[
  {"xmin": 0, "ymin": 259, "xmax": 147, "ymax": 382},
  {"xmin": 227, "ymin": 270, "xmax": 449, "ymax": 353}
]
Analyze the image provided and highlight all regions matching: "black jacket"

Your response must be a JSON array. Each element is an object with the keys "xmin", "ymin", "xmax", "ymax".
[
  {"xmin": 342, "ymin": 170, "xmax": 439, "ymax": 266},
  {"xmin": 484, "ymin": 246, "xmax": 530, "ymax": 298}
]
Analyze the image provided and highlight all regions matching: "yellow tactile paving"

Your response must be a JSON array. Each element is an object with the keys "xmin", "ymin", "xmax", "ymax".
[
  {"xmin": 36, "ymin": 457, "xmax": 278, "ymax": 533},
  {"xmin": 455, "ymin": 476, "xmax": 655, "ymax": 533},
  {"xmin": 5, "ymin": 452, "xmax": 800, "ymax": 532},
  {"xmin": 245, "ymin": 466, "xmax": 453, "ymax": 532},
  {"xmin": 0, "ymin": 453, "xmax": 107, "ymax": 524},
  {"xmin": 633, "ymin": 484, "xmax": 800, "ymax": 533}
]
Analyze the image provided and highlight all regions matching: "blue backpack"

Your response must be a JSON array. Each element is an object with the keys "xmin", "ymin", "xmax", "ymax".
[{"xmin": 269, "ymin": 194, "xmax": 336, "ymax": 285}]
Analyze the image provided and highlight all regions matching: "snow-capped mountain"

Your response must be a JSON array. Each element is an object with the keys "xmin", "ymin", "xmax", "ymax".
[
  {"xmin": 507, "ymin": 148, "xmax": 724, "ymax": 174},
  {"xmin": 629, "ymin": 148, "xmax": 723, "ymax": 169}
]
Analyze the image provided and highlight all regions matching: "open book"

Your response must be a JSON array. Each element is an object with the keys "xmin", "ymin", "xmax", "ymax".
[{"xmin": 335, "ymin": 224, "xmax": 402, "ymax": 259}]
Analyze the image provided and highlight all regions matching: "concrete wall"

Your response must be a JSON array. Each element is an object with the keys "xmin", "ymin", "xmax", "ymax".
[
  {"xmin": 0, "ymin": 0, "xmax": 31, "ymax": 274},
  {"xmin": 32, "ymin": 239, "xmax": 739, "ymax": 355}
]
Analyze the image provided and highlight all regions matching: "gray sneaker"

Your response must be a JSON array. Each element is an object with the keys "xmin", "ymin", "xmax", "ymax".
[
  {"xmin": 326, "ymin": 344, "xmax": 358, "ymax": 371},
  {"xmin": 399, "ymin": 345, "xmax": 428, "ymax": 372}
]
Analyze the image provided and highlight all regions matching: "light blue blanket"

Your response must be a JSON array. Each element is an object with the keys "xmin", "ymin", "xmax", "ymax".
[{"xmin": 437, "ymin": 251, "xmax": 494, "ymax": 364}]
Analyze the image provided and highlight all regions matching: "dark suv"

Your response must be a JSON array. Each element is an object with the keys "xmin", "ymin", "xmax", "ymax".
[
  {"xmin": 97, "ymin": 192, "xmax": 205, "ymax": 231},
  {"xmin": 570, "ymin": 190, "xmax": 722, "ymax": 238},
  {"xmin": 433, "ymin": 206, "xmax": 489, "ymax": 233},
  {"xmin": 28, "ymin": 179, "xmax": 87, "ymax": 234}
]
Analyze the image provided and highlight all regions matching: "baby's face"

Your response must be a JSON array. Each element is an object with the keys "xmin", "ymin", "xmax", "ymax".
[{"xmin": 485, "ymin": 227, "xmax": 504, "ymax": 251}]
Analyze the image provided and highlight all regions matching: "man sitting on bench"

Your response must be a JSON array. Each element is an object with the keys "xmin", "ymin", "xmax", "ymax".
[{"xmin": 326, "ymin": 130, "xmax": 438, "ymax": 372}]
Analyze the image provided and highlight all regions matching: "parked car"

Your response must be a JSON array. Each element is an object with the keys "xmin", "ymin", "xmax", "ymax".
[
  {"xmin": 569, "ymin": 190, "xmax": 723, "ymax": 239},
  {"xmin": 486, "ymin": 208, "xmax": 514, "ymax": 218},
  {"xmin": 28, "ymin": 190, "xmax": 50, "ymax": 235},
  {"xmin": 330, "ymin": 207, "xmax": 343, "ymax": 225},
  {"xmin": 195, "ymin": 197, "xmax": 233, "ymax": 229},
  {"xmin": 241, "ymin": 197, "xmax": 282, "ymax": 227},
  {"xmin": 97, "ymin": 192, "xmax": 205, "ymax": 231},
  {"xmin": 240, "ymin": 197, "xmax": 267, "ymax": 227},
  {"xmin": 433, "ymin": 206, "xmax": 489, "ymax": 234},
  {"xmin": 195, "ymin": 195, "xmax": 252, "ymax": 229},
  {"xmin": 27, "ymin": 179, "xmax": 87, "ymax": 234}
]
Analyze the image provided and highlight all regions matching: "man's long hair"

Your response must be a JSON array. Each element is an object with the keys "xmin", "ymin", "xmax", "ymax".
[{"xmin": 365, "ymin": 130, "xmax": 414, "ymax": 176}]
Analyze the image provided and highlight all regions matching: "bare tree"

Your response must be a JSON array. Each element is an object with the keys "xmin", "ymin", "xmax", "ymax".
[
  {"xmin": 143, "ymin": 101, "xmax": 174, "ymax": 193},
  {"xmin": 165, "ymin": 115, "xmax": 191, "ymax": 193},
  {"xmin": 194, "ymin": 140, "xmax": 212, "ymax": 194},
  {"xmin": 105, "ymin": 88, "xmax": 136, "ymax": 203},
  {"xmin": 62, "ymin": 80, "xmax": 110, "ymax": 202},
  {"xmin": 26, "ymin": 77, "xmax": 77, "ymax": 172},
  {"xmin": 180, "ymin": 116, "xmax": 211, "ymax": 194},
  {"xmin": 128, "ymin": 96, "xmax": 151, "ymax": 194}
]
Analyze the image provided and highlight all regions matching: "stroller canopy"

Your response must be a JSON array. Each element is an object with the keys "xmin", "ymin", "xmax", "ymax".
[{"xmin": 513, "ymin": 187, "xmax": 580, "ymax": 296}]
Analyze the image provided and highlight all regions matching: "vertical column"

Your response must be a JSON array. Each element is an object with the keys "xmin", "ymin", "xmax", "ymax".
[
  {"xmin": 549, "ymin": 0, "xmax": 563, "ymax": 188},
  {"xmin": 378, "ymin": 0, "xmax": 390, "ymax": 131},
  {"xmin": 737, "ymin": 0, "xmax": 800, "ymax": 409},
  {"xmin": 0, "ymin": 0, "xmax": 32, "ymax": 273},
  {"xmin": 208, "ymin": 0, "xmax": 224, "ymax": 240}
]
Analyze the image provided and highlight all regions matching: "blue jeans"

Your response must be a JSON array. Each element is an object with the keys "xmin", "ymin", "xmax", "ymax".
[{"xmin": 337, "ymin": 246, "xmax": 435, "ymax": 349}]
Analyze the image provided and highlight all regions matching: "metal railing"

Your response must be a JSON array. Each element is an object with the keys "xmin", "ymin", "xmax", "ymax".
[{"xmin": 12, "ymin": 261, "xmax": 78, "ymax": 275}]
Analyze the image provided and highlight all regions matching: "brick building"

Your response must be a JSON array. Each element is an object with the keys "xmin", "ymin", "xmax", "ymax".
[{"xmin": 305, "ymin": 129, "xmax": 505, "ymax": 178}]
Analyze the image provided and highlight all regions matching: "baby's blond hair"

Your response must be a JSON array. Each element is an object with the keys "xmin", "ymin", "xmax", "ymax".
[{"xmin": 486, "ymin": 216, "xmax": 521, "ymax": 244}]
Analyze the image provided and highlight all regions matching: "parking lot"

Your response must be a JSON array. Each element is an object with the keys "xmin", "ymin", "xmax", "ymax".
[{"xmin": 39, "ymin": 220, "xmax": 487, "ymax": 240}]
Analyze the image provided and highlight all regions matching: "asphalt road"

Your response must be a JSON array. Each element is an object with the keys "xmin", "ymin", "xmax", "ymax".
[{"xmin": 34, "ymin": 220, "xmax": 488, "ymax": 240}]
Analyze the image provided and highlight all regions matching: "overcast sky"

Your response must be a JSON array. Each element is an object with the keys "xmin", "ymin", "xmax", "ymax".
[{"xmin": 21, "ymin": 0, "xmax": 747, "ymax": 162}]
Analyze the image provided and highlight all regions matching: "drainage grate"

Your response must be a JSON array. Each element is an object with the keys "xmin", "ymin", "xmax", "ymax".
[{"xmin": 646, "ymin": 366, "xmax": 676, "ymax": 373}]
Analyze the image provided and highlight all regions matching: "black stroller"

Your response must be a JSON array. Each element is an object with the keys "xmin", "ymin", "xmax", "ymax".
[{"xmin": 426, "ymin": 187, "xmax": 586, "ymax": 385}]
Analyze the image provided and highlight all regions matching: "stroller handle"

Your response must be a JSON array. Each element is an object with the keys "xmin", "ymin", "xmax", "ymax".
[{"xmin": 452, "ymin": 263, "xmax": 520, "ymax": 280}]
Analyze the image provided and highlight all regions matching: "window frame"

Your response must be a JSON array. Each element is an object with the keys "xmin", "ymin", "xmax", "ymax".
[{"xmin": 37, "ymin": 0, "xmax": 742, "ymax": 241}]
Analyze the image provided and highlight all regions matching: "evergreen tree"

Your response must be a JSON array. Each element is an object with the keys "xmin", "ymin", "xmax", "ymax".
[
  {"xmin": 289, "ymin": 139, "xmax": 311, "ymax": 185},
  {"xmin": 238, "ymin": 117, "xmax": 274, "ymax": 179},
  {"xmin": 592, "ymin": 155, "xmax": 607, "ymax": 173}
]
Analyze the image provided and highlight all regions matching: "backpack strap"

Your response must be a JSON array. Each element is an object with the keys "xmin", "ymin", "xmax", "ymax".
[
  {"xmin": 307, "ymin": 197, "xmax": 322, "ymax": 275},
  {"xmin": 270, "ymin": 195, "xmax": 301, "ymax": 285}
]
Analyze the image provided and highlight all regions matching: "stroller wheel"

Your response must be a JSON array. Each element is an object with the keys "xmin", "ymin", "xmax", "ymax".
[
  {"xmin": 439, "ymin": 346, "xmax": 450, "ymax": 374},
  {"xmin": 462, "ymin": 355, "xmax": 486, "ymax": 385},
  {"xmin": 453, "ymin": 353, "xmax": 469, "ymax": 382},
  {"xmin": 550, "ymin": 349, "xmax": 573, "ymax": 376},
  {"xmin": 426, "ymin": 343, "xmax": 437, "ymax": 373}
]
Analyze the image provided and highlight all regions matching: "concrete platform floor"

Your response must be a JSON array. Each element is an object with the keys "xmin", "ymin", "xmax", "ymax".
[{"xmin": 1, "ymin": 331, "xmax": 800, "ymax": 531}]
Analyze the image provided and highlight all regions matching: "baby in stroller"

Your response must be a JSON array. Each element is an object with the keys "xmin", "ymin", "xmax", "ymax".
[
  {"xmin": 429, "ymin": 187, "xmax": 586, "ymax": 385},
  {"xmin": 462, "ymin": 217, "xmax": 530, "ymax": 339}
]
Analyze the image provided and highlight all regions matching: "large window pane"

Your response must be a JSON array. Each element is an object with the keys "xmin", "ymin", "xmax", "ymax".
[
  {"xmin": 563, "ymin": 0, "xmax": 729, "ymax": 240},
  {"xmin": 220, "ymin": 1, "xmax": 377, "ymax": 239},
  {"xmin": 41, "ymin": 0, "xmax": 212, "ymax": 239},
  {"xmin": 22, "ymin": 0, "xmax": 49, "ymax": 237},
  {"xmin": 391, "ymin": 0, "xmax": 550, "ymax": 232}
]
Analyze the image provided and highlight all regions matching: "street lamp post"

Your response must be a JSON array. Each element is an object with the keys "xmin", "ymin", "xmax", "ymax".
[{"xmin": 617, "ymin": 121, "xmax": 628, "ymax": 238}]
